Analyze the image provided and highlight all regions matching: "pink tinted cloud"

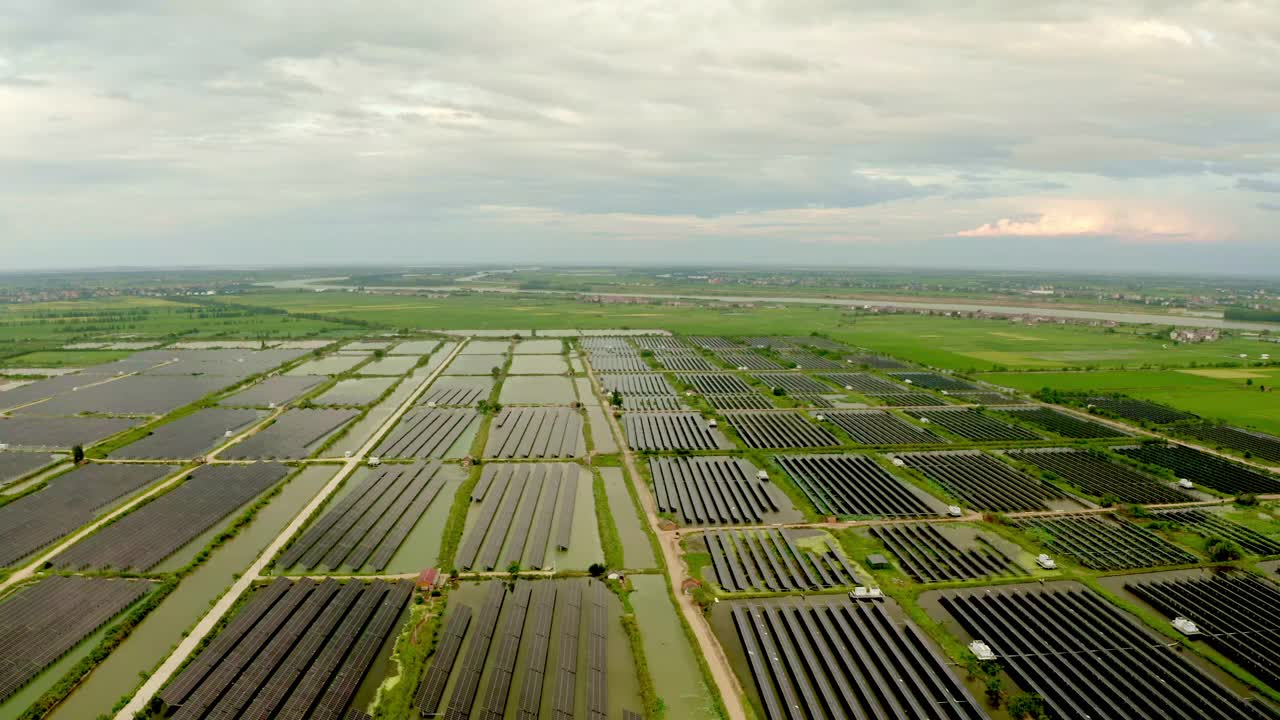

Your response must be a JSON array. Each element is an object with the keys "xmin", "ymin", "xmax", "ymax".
[{"xmin": 954, "ymin": 206, "xmax": 1223, "ymax": 243}]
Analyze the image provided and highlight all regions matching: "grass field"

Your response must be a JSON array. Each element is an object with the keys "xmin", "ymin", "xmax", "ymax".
[
  {"xmin": 0, "ymin": 349, "xmax": 136, "ymax": 368},
  {"xmin": 981, "ymin": 368, "xmax": 1280, "ymax": 435},
  {"xmin": 230, "ymin": 290, "xmax": 1277, "ymax": 372}
]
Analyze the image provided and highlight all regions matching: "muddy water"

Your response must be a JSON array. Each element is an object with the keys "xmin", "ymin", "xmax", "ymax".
[
  {"xmin": 46, "ymin": 465, "xmax": 338, "ymax": 720},
  {"xmin": 599, "ymin": 468, "xmax": 655, "ymax": 569},
  {"xmin": 628, "ymin": 575, "xmax": 719, "ymax": 719}
]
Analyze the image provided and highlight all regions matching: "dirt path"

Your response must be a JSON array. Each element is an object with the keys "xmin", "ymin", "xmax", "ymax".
[{"xmin": 583, "ymin": 358, "xmax": 748, "ymax": 720}]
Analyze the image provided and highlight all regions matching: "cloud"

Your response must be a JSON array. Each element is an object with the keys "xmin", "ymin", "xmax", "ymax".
[
  {"xmin": 954, "ymin": 203, "xmax": 1222, "ymax": 243},
  {"xmin": 1238, "ymin": 178, "xmax": 1280, "ymax": 194}
]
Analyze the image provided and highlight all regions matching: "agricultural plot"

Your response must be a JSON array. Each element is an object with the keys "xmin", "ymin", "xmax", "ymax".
[
  {"xmin": 113, "ymin": 408, "xmax": 262, "ymax": 459},
  {"xmin": 443, "ymin": 354, "xmax": 507, "ymax": 375},
  {"xmin": 776, "ymin": 454, "xmax": 940, "ymax": 518},
  {"xmin": 456, "ymin": 464, "xmax": 587, "ymax": 570},
  {"xmin": 357, "ymin": 355, "xmax": 419, "ymax": 375},
  {"xmin": 845, "ymin": 353, "xmax": 909, "ymax": 369},
  {"xmin": 937, "ymin": 584, "xmax": 1271, "ymax": 720},
  {"xmin": 717, "ymin": 351, "xmax": 783, "ymax": 370},
  {"xmin": 461, "ymin": 340, "xmax": 511, "ymax": 354},
  {"xmin": 599, "ymin": 373, "xmax": 675, "ymax": 397},
  {"xmin": 514, "ymin": 339, "xmax": 565, "ymax": 353},
  {"xmin": 776, "ymin": 349, "xmax": 844, "ymax": 370},
  {"xmin": 651, "ymin": 349, "xmax": 716, "ymax": 371},
  {"xmin": 498, "ymin": 376, "xmax": 576, "ymax": 404},
  {"xmin": 897, "ymin": 450, "xmax": 1077, "ymax": 512},
  {"xmin": 346, "ymin": 340, "xmax": 394, "ymax": 350},
  {"xmin": 822, "ymin": 410, "xmax": 945, "ymax": 445},
  {"xmin": 1006, "ymin": 447, "xmax": 1193, "ymax": 504},
  {"xmin": 822, "ymin": 372, "xmax": 906, "ymax": 394},
  {"xmin": 649, "ymin": 456, "xmax": 796, "ymax": 525},
  {"xmin": 313, "ymin": 377, "xmax": 399, "ymax": 406},
  {"xmin": 1127, "ymin": 573, "xmax": 1280, "ymax": 689},
  {"xmin": 417, "ymin": 378, "xmax": 491, "ymax": 407},
  {"xmin": 374, "ymin": 408, "xmax": 475, "ymax": 458},
  {"xmin": 624, "ymin": 412, "xmax": 730, "ymax": 451},
  {"xmin": 53, "ymin": 463, "xmax": 287, "ymax": 571},
  {"xmin": 1147, "ymin": 508, "xmax": 1280, "ymax": 555},
  {"xmin": 389, "ymin": 339, "xmax": 440, "ymax": 355},
  {"xmin": 285, "ymin": 354, "xmax": 367, "ymax": 376},
  {"xmin": 0, "ymin": 576, "xmax": 152, "ymax": 703},
  {"xmin": 414, "ymin": 579, "xmax": 643, "ymax": 719},
  {"xmin": 1012, "ymin": 514, "xmax": 1196, "ymax": 569},
  {"xmin": 16, "ymin": 374, "xmax": 229, "ymax": 416},
  {"xmin": 1180, "ymin": 424, "xmax": 1280, "ymax": 463},
  {"xmin": 218, "ymin": 375, "xmax": 323, "ymax": 408},
  {"xmin": 221, "ymin": 408, "xmax": 359, "ymax": 459},
  {"xmin": 0, "ymin": 463, "xmax": 175, "ymax": 566},
  {"xmin": 158, "ymin": 577, "xmax": 413, "ymax": 720},
  {"xmin": 890, "ymin": 372, "xmax": 979, "ymax": 391},
  {"xmin": 999, "ymin": 406, "xmax": 1128, "ymax": 438},
  {"xmin": 721, "ymin": 596, "xmax": 988, "ymax": 720},
  {"xmin": 868, "ymin": 523, "xmax": 1026, "ymax": 583},
  {"xmin": 910, "ymin": 408, "xmax": 1041, "ymax": 441},
  {"xmin": 723, "ymin": 411, "xmax": 840, "ymax": 449},
  {"xmin": 1115, "ymin": 444, "xmax": 1280, "ymax": 495},
  {"xmin": 1085, "ymin": 395, "xmax": 1197, "ymax": 423},
  {"xmin": 277, "ymin": 462, "xmax": 450, "ymax": 571},
  {"xmin": 0, "ymin": 450, "xmax": 55, "ymax": 487},
  {"xmin": 707, "ymin": 394, "xmax": 775, "ymax": 410},
  {"xmin": 507, "ymin": 354, "xmax": 570, "ymax": 375},
  {"xmin": 701, "ymin": 528, "xmax": 859, "ymax": 592},
  {"xmin": 868, "ymin": 392, "xmax": 950, "ymax": 407},
  {"xmin": 485, "ymin": 408, "xmax": 584, "ymax": 459},
  {"xmin": 0, "ymin": 415, "xmax": 140, "ymax": 449},
  {"xmin": 621, "ymin": 396, "xmax": 683, "ymax": 411},
  {"xmin": 675, "ymin": 373, "xmax": 754, "ymax": 395},
  {"xmin": 751, "ymin": 373, "xmax": 832, "ymax": 395},
  {"xmin": 686, "ymin": 336, "xmax": 744, "ymax": 351}
]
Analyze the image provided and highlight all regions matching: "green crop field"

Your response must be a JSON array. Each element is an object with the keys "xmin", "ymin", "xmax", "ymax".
[{"xmin": 981, "ymin": 368, "xmax": 1280, "ymax": 435}]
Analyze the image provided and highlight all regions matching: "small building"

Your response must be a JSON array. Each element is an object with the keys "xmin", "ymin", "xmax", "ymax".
[
  {"xmin": 416, "ymin": 568, "xmax": 441, "ymax": 591},
  {"xmin": 681, "ymin": 578, "xmax": 703, "ymax": 595},
  {"xmin": 867, "ymin": 553, "xmax": 890, "ymax": 570}
]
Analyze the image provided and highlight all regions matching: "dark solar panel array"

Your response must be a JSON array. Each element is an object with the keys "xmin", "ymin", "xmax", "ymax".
[
  {"xmin": 631, "ymin": 335, "xmax": 685, "ymax": 350},
  {"xmin": 218, "ymin": 376, "xmax": 323, "ymax": 408},
  {"xmin": 221, "ymin": 408, "xmax": 359, "ymax": 459},
  {"xmin": 277, "ymin": 462, "xmax": 448, "ymax": 571},
  {"xmin": 706, "ymin": 529, "xmax": 859, "ymax": 592},
  {"xmin": 845, "ymin": 354, "xmax": 909, "ymax": 369},
  {"xmin": 113, "ymin": 408, "xmax": 261, "ymax": 459},
  {"xmin": 823, "ymin": 410, "xmax": 945, "ymax": 445},
  {"xmin": 775, "ymin": 454, "xmax": 937, "ymax": 518},
  {"xmin": 621, "ymin": 396, "xmax": 683, "ymax": 411},
  {"xmin": 1085, "ymin": 396, "xmax": 1197, "ymax": 424},
  {"xmin": 1115, "ymin": 444, "xmax": 1280, "ymax": 495},
  {"xmin": 751, "ymin": 373, "xmax": 832, "ymax": 395},
  {"xmin": 869, "ymin": 524, "xmax": 1026, "ymax": 583},
  {"xmin": 0, "ymin": 450, "xmax": 56, "ymax": 487},
  {"xmin": 456, "ymin": 464, "xmax": 579, "ymax": 570},
  {"xmin": 416, "ymin": 379, "xmax": 491, "ymax": 407},
  {"xmin": 1181, "ymin": 424, "xmax": 1280, "ymax": 463},
  {"xmin": 897, "ymin": 450, "xmax": 1071, "ymax": 512},
  {"xmin": 1011, "ymin": 514, "xmax": 1197, "ymax": 570},
  {"xmin": 53, "ymin": 463, "xmax": 287, "ymax": 571},
  {"xmin": 15, "ymin": 374, "xmax": 231, "ymax": 417},
  {"xmin": 675, "ymin": 373, "xmax": 754, "ymax": 395},
  {"xmin": 686, "ymin": 336, "xmax": 744, "ymax": 351},
  {"xmin": 706, "ymin": 394, "xmax": 775, "ymax": 410},
  {"xmin": 0, "ymin": 415, "xmax": 141, "ymax": 450},
  {"xmin": 1148, "ymin": 508, "xmax": 1280, "ymax": 555},
  {"xmin": 1006, "ymin": 447, "xmax": 1192, "ymax": 504},
  {"xmin": 890, "ymin": 372, "xmax": 979, "ymax": 391},
  {"xmin": 0, "ymin": 576, "xmax": 151, "ymax": 703},
  {"xmin": 869, "ymin": 392, "xmax": 950, "ymax": 407},
  {"xmin": 374, "ymin": 408, "xmax": 474, "ymax": 458},
  {"xmin": 624, "ymin": 412, "xmax": 726, "ymax": 451},
  {"xmin": 723, "ymin": 411, "xmax": 840, "ymax": 449},
  {"xmin": 649, "ymin": 456, "xmax": 780, "ymax": 525},
  {"xmin": 717, "ymin": 352, "xmax": 783, "ymax": 370},
  {"xmin": 909, "ymin": 408, "xmax": 1041, "ymax": 442},
  {"xmin": 484, "ymin": 408, "xmax": 584, "ymax": 459},
  {"xmin": 1000, "ymin": 406, "xmax": 1128, "ymax": 439},
  {"xmin": 652, "ymin": 350, "xmax": 716, "ymax": 371},
  {"xmin": 822, "ymin": 372, "xmax": 907, "ymax": 394},
  {"xmin": 599, "ymin": 373, "xmax": 675, "ymax": 397},
  {"xmin": 776, "ymin": 349, "xmax": 844, "ymax": 369}
]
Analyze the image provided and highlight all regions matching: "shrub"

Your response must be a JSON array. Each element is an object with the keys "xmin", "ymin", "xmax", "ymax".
[
  {"xmin": 1235, "ymin": 493, "xmax": 1259, "ymax": 507},
  {"xmin": 1008, "ymin": 693, "xmax": 1049, "ymax": 719},
  {"xmin": 588, "ymin": 562, "xmax": 607, "ymax": 577},
  {"xmin": 1207, "ymin": 538, "xmax": 1243, "ymax": 562}
]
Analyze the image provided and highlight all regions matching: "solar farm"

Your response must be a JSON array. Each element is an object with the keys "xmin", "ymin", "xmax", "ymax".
[{"xmin": 0, "ymin": 321, "xmax": 1277, "ymax": 720}]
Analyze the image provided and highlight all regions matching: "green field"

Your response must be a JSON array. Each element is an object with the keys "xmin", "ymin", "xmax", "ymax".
[
  {"xmin": 229, "ymin": 290, "xmax": 1276, "ymax": 372},
  {"xmin": 981, "ymin": 368, "xmax": 1280, "ymax": 435}
]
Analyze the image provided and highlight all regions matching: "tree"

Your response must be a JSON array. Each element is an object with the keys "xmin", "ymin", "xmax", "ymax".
[
  {"xmin": 72, "ymin": 445, "xmax": 85, "ymax": 464},
  {"xmin": 1207, "ymin": 538, "xmax": 1243, "ymax": 562},
  {"xmin": 984, "ymin": 675, "xmax": 1004, "ymax": 707},
  {"xmin": 1008, "ymin": 693, "xmax": 1048, "ymax": 719},
  {"xmin": 588, "ymin": 562, "xmax": 607, "ymax": 577},
  {"xmin": 490, "ymin": 366, "xmax": 501, "ymax": 379}
]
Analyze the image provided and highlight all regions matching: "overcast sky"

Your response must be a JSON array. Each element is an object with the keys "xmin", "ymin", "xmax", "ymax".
[{"xmin": 2, "ymin": 1, "xmax": 1278, "ymax": 273}]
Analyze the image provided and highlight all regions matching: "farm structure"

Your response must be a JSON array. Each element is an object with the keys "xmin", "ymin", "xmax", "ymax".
[
  {"xmin": 0, "ymin": 451, "xmax": 56, "ymax": 487},
  {"xmin": 775, "ymin": 454, "xmax": 940, "ymax": 518},
  {"xmin": 221, "ymin": 408, "xmax": 359, "ymax": 460},
  {"xmin": 998, "ymin": 406, "xmax": 1129, "ymax": 439},
  {"xmin": 751, "ymin": 373, "xmax": 833, "ymax": 395},
  {"xmin": 722, "ymin": 411, "xmax": 840, "ymax": 449},
  {"xmin": 484, "ymin": 407, "xmax": 584, "ymax": 459},
  {"xmin": 1127, "ymin": 573, "xmax": 1280, "ymax": 690},
  {"xmin": 937, "ymin": 584, "xmax": 1272, "ymax": 720},
  {"xmin": 1180, "ymin": 424, "xmax": 1280, "ymax": 463},
  {"xmin": 1146, "ymin": 508, "xmax": 1280, "ymax": 555},
  {"xmin": 1085, "ymin": 395, "xmax": 1198, "ymax": 423},
  {"xmin": 374, "ymin": 408, "xmax": 475, "ymax": 458},
  {"xmin": 701, "ymin": 528, "xmax": 859, "ymax": 592},
  {"xmin": 1115, "ymin": 444, "xmax": 1280, "ymax": 495},
  {"xmin": 896, "ymin": 450, "xmax": 1076, "ymax": 512},
  {"xmin": 890, "ymin": 372, "xmax": 979, "ymax": 392},
  {"xmin": 599, "ymin": 373, "xmax": 676, "ymax": 397},
  {"xmin": 158, "ymin": 577, "xmax": 412, "ymax": 720},
  {"xmin": 52, "ymin": 463, "xmax": 287, "ymax": 571},
  {"xmin": 909, "ymin": 408, "xmax": 1041, "ymax": 441},
  {"xmin": 414, "ymin": 579, "xmax": 643, "ymax": 719},
  {"xmin": 706, "ymin": 394, "xmax": 775, "ymax": 410},
  {"xmin": 675, "ymin": 373, "xmax": 754, "ymax": 395},
  {"xmin": 776, "ymin": 348, "xmax": 844, "ymax": 369},
  {"xmin": 113, "ymin": 408, "xmax": 262, "ymax": 459},
  {"xmin": 821, "ymin": 372, "xmax": 907, "ymax": 395},
  {"xmin": 717, "ymin": 352, "xmax": 783, "ymax": 370},
  {"xmin": 724, "ymin": 596, "xmax": 989, "ymax": 720},
  {"xmin": 0, "ymin": 576, "xmax": 152, "ymax": 703},
  {"xmin": 1005, "ymin": 447, "xmax": 1194, "ymax": 504},
  {"xmin": 416, "ymin": 378, "xmax": 491, "ymax": 407},
  {"xmin": 822, "ymin": 410, "xmax": 945, "ymax": 445},
  {"xmin": 1011, "ymin": 513, "xmax": 1196, "ymax": 570},
  {"xmin": 651, "ymin": 349, "xmax": 716, "ymax": 371},
  {"xmin": 649, "ymin": 456, "xmax": 793, "ymax": 525},
  {"xmin": 0, "ymin": 463, "xmax": 175, "ymax": 566},
  {"xmin": 456, "ymin": 463, "xmax": 584, "ymax": 570},
  {"xmin": 312, "ymin": 377, "xmax": 399, "ymax": 406},
  {"xmin": 218, "ymin": 376, "xmax": 323, "ymax": 408},
  {"xmin": 867, "ymin": 524, "xmax": 1026, "ymax": 583},
  {"xmin": 624, "ymin": 412, "xmax": 730, "ymax": 451},
  {"xmin": 277, "ymin": 462, "xmax": 451, "ymax": 572},
  {"xmin": 0, "ymin": 415, "xmax": 141, "ymax": 450}
]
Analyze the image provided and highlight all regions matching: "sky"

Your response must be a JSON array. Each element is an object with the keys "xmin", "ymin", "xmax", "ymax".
[{"xmin": 2, "ymin": 1, "xmax": 1279, "ymax": 274}]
